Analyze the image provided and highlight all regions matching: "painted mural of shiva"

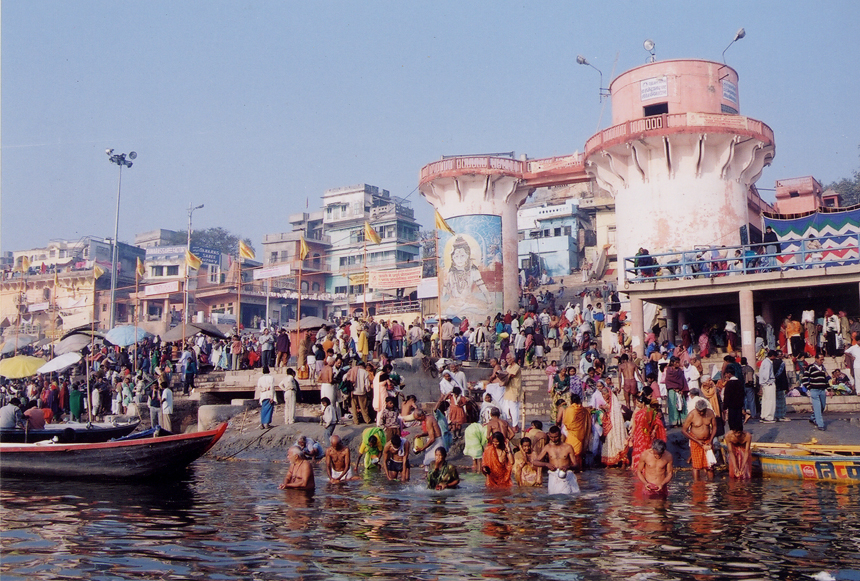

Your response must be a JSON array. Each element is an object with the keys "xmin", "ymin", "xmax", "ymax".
[{"xmin": 443, "ymin": 236, "xmax": 490, "ymax": 315}]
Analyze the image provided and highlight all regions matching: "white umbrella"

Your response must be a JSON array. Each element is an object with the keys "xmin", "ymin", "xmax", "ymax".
[
  {"xmin": 54, "ymin": 334, "xmax": 95, "ymax": 355},
  {"xmin": 38, "ymin": 352, "xmax": 83, "ymax": 374}
]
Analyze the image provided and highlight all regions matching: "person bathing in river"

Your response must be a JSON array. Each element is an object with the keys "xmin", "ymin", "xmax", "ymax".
[
  {"xmin": 382, "ymin": 433, "xmax": 410, "ymax": 482},
  {"xmin": 324, "ymin": 435, "xmax": 353, "ymax": 484},
  {"xmin": 427, "ymin": 447, "xmax": 460, "ymax": 490},
  {"xmin": 532, "ymin": 425, "xmax": 580, "ymax": 495},
  {"xmin": 279, "ymin": 446, "xmax": 315, "ymax": 490},
  {"xmin": 636, "ymin": 439, "xmax": 673, "ymax": 496}
]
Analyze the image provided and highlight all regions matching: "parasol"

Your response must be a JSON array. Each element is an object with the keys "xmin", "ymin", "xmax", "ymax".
[
  {"xmin": 104, "ymin": 325, "xmax": 152, "ymax": 347},
  {"xmin": 0, "ymin": 355, "xmax": 48, "ymax": 378},
  {"xmin": 0, "ymin": 335, "xmax": 37, "ymax": 355},
  {"xmin": 37, "ymin": 352, "xmax": 83, "ymax": 374}
]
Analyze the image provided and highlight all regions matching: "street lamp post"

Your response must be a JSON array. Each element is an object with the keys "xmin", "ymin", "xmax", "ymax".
[{"xmin": 106, "ymin": 149, "xmax": 136, "ymax": 329}]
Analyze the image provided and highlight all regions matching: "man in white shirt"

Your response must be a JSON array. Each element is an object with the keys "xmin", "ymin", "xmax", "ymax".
[
  {"xmin": 161, "ymin": 384, "xmax": 174, "ymax": 432},
  {"xmin": 844, "ymin": 332, "xmax": 860, "ymax": 385},
  {"xmin": 758, "ymin": 350, "xmax": 778, "ymax": 422}
]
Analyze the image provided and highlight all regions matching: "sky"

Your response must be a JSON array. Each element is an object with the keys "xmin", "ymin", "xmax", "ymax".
[{"xmin": 2, "ymin": 0, "xmax": 859, "ymax": 253}]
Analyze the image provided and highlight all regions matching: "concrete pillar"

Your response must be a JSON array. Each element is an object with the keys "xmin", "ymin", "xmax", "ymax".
[
  {"xmin": 630, "ymin": 296, "xmax": 645, "ymax": 358},
  {"xmin": 420, "ymin": 171, "xmax": 531, "ymax": 319},
  {"xmin": 163, "ymin": 298, "xmax": 170, "ymax": 322},
  {"xmin": 664, "ymin": 306, "xmax": 676, "ymax": 345},
  {"xmin": 739, "ymin": 289, "xmax": 755, "ymax": 364}
]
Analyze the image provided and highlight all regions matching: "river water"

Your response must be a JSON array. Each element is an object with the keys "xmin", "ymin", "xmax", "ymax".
[{"xmin": 2, "ymin": 459, "xmax": 859, "ymax": 580}]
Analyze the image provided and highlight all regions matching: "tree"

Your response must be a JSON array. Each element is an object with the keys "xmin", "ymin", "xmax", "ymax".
[
  {"xmin": 167, "ymin": 227, "xmax": 255, "ymax": 256},
  {"xmin": 823, "ymin": 145, "xmax": 860, "ymax": 207}
]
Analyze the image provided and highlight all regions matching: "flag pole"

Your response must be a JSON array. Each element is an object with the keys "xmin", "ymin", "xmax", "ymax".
[
  {"xmin": 237, "ymin": 258, "xmax": 242, "ymax": 334},
  {"xmin": 363, "ymin": 238, "xmax": 368, "ymax": 317},
  {"xmin": 436, "ymin": 230, "xmax": 443, "ymax": 323},
  {"xmin": 296, "ymin": 261, "xmax": 303, "ymax": 349},
  {"xmin": 134, "ymin": 269, "xmax": 140, "ymax": 373}
]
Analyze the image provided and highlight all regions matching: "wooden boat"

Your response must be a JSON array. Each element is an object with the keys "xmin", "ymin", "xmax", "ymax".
[
  {"xmin": 751, "ymin": 443, "xmax": 860, "ymax": 483},
  {"xmin": 0, "ymin": 418, "xmax": 141, "ymax": 444},
  {"xmin": 0, "ymin": 423, "xmax": 227, "ymax": 480}
]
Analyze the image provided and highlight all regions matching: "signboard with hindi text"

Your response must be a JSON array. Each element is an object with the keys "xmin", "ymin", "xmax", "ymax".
[
  {"xmin": 144, "ymin": 280, "xmax": 180, "ymax": 296},
  {"xmin": 253, "ymin": 264, "xmax": 292, "ymax": 280},
  {"xmin": 368, "ymin": 268, "xmax": 422, "ymax": 289}
]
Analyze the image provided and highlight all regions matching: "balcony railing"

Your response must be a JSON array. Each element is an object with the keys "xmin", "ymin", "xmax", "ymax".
[{"xmin": 624, "ymin": 233, "xmax": 860, "ymax": 283}]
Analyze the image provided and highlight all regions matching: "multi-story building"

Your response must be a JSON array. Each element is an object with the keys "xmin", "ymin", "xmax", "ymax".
[{"xmin": 263, "ymin": 184, "xmax": 422, "ymax": 320}]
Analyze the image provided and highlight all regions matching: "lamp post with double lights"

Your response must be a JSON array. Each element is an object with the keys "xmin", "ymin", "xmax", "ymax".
[{"xmin": 106, "ymin": 149, "xmax": 136, "ymax": 329}]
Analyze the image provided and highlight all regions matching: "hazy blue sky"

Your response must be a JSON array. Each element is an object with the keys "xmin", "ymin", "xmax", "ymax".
[{"xmin": 2, "ymin": 0, "xmax": 858, "ymax": 252}]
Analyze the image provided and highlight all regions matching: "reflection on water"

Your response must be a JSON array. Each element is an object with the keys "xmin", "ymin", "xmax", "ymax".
[{"xmin": 2, "ymin": 459, "xmax": 859, "ymax": 580}]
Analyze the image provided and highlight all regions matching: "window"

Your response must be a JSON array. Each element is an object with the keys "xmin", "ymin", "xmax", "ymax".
[
  {"xmin": 166, "ymin": 265, "xmax": 179, "ymax": 276},
  {"xmin": 335, "ymin": 286, "xmax": 347, "ymax": 294},
  {"xmin": 554, "ymin": 227, "xmax": 562, "ymax": 237},
  {"xmin": 312, "ymin": 282, "xmax": 320, "ymax": 291},
  {"xmin": 564, "ymin": 226, "xmax": 572, "ymax": 236},
  {"xmin": 270, "ymin": 251, "xmax": 278, "ymax": 264},
  {"xmin": 152, "ymin": 265, "xmax": 164, "ymax": 277},
  {"xmin": 643, "ymin": 103, "xmax": 668, "ymax": 117},
  {"xmin": 301, "ymin": 281, "xmax": 309, "ymax": 293},
  {"xmin": 208, "ymin": 266, "xmax": 220, "ymax": 284}
]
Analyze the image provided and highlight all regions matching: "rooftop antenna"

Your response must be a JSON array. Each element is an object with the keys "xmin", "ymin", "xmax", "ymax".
[
  {"xmin": 643, "ymin": 39, "xmax": 656, "ymax": 63},
  {"xmin": 722, "ymin": 27, "xmax": 746, "ymax": 63},
  {"xmin": 576, "ymin": 55, "xmax": 610, "ymax": 102}
]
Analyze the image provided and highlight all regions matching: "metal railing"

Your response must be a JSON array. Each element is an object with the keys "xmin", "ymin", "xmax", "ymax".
[{"xmin": 624, "ymin": 233, "xmax": 860, "ymax": 283}]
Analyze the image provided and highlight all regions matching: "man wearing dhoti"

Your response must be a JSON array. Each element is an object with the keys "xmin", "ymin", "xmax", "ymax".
[{"xmin": 533, "ymin": 426, "xmax": 580, "ymax": 495}]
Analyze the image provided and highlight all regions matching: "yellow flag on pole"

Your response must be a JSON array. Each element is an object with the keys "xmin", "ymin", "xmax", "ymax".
[
  {"xmin": 93, "ymin": 264, "xmax": 105, "ymax": 280},
  {"xmin": 299, "ymin": 235, "xmax": 310, "ymax": 261},
  {"xmin": 435, "ymin": 210, "xmax": 455, "ymax": 235},
  {"xmin": 185, "ymin": 249, "xmax": 202, "ymax": 270},
  {"xmin": 19, "ymin": 256, "xmax": 30, "ymax": 272},
  {"xmin": 238, "ymin": 240, "xmax": 255, "ymax": 260},
  {"xmin": 136, "ymin": 257, "xmax": 146, "ymax": 279},
  {"xmin": 364, "ymin": 221, "xmax": 381, "ymax": 244},
  {"xmin": 53, "ymin": 270, "xmax": 59, "ymax": 287}
]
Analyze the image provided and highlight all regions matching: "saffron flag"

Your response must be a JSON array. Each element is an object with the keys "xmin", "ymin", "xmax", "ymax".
[
  {"xmin": 19, "ymin": 256, "xmax": 30, "ymax": 272},
  {"xmin": 435, "ymin": 210, "xmax": 455, "ymax": 235},
  {"xmin": 93, "ymin": 264, "xmax": 105, "ymax": 280},
  {"xmin": 299, "ymin": 235, "xmax": 310, "ymax": 261},
  {"xmin": 185, "ymin": 249, "xmax": 202, "ymax": 270},
  {"xmin": 136, "ymin": 257, "xmax": 146, "ymax": 279},
  {"xmin": 54, "ymin": 271, "xmax": 59, "ymax": 288},
  {"xmin": 239, "ymin": 240, "xmax": 256, "ymax": 260},
  {"xmin": 364, "ymin": 221, "xmax": 381, "ymax": 244}
]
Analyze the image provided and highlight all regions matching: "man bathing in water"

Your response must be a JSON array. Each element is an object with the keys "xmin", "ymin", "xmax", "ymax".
[
  {"xmin": 382, "ymin": 433, "xmax": 411, "ymax": 482},
  {"xmin": 324, "ymin": 435, "xmax": 353, "ymax": 484},
  {"xmin": 279, "ymin": 446, "xmax": 315, "ymax": 490},
  {"xmin": 485, "ymin": 407, "xmax": 515, "ymax": 441},
  {"xmin": 532, "ymin": 425, "xmax": 580, "ymax": 495},
  {"xmin": 637, "ymin": 439, "xmax": 673, "ymax": 495},
  {"xmin": 682, "ymin": 399, "xmax": 717, "ymax": 479}
]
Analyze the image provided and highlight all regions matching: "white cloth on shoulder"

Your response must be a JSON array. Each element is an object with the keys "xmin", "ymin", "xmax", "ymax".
[{"xmin": 548, "ymin": 469, "xmax": 580, "ymax": 495}]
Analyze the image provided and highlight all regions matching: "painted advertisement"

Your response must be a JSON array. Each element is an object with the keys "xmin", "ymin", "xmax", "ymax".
[{"xmin": 438, "ymin": 214, "xmax": 503, "ymax": 321}]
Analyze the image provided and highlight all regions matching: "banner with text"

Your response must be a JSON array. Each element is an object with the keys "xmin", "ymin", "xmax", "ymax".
[{"xmin": 369, "ymin": 268, "xmax": 422, "ymax": 290}]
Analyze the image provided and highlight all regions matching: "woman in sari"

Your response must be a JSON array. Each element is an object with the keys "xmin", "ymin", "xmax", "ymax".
[
  {"xmin": 601, "ymin": 386, "xmax": 629, "ymax": 467},
  {"xmin": 627, "ymin": 396, "xmax": 667, "ymax": 470},
  {"xmin": 427, "ymin": 447, "xmax": 460, "ymax": 490},
  {"xmin": 481, "ymin": 431, "xmax": 513, "ymax": 487}
]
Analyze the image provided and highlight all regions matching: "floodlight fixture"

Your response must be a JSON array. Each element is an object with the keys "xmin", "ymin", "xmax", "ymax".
[
  {"xmin": 643, "ymin": 39, "xmax": 656, "ymax": 63},
  {"xmin": 576, "ymin": 55, "xmax": 610, "ymax": 102},
  {"xmin": 722, "ymin": 27, "xmax": 746, "ymax": 63}
]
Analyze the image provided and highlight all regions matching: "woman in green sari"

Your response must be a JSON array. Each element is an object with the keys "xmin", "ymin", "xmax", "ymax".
[{"xmin": 427, "ymin": 447, "xmax": 459, "ymax": 490}]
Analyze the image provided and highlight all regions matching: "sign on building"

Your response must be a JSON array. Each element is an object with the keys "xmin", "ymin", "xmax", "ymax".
[
  {"xmin": 369, "ymin": 268, "xmax": 422, "ymax": 289},
  {"xmin": 144, "ymin": 280, "xmax": 180, "ymax": 296},
  {"xmin": 640, "ymin": 77, "xmax": 668, "ymax": 101},
  {"xmin": 253, "ymin": 263, "xmax": 292, "ymax": 280}
]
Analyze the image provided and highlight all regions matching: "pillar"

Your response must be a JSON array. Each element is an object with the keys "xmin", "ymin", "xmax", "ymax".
[
  {"xmin": 420, "ymin": 170, "xmax": 530, "ymax": 319},
  {"xmin": 163, "ymin": 298, "xmax": 170, "ymax": 323},
  {"xmin": 664, "ymin": 306, "xmax": 675, "ymax": 345},
  {"xmin": 630, "ymin": 296, "xmax": 645, "ymax": 358},
  {"xmin": 739, "ymin": 289, "xmax": 755, "ymax": 364}
]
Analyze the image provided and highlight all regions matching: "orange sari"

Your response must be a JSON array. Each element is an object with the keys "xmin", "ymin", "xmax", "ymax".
[
  {"xmin": 563, "ymin": 403, "xmax": 591, "ymax": 456},
  {"xmin": 482, "ymin": 445, "xmax": 512, "ymax": 487}
]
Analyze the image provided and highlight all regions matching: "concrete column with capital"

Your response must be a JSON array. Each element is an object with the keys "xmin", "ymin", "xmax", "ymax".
[
  {"xmin": 664, "ymin": 306, "xmax": 676, "ymax": 345},
  {"xmin": 419, "ymin": 167, "xmax": 531, "ymax": 318},
  {"xmin": 630, "ymin": 296, "xmax": 645, "ymax": 358},
  {"xmin": 739, "ymin": 289, "xmax": 756, "ymax": 364}
]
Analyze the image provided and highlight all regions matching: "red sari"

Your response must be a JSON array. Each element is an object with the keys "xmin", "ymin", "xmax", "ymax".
[{"xmin": 629, "ymin": 407, "xmax": 666, "ymax": 470}]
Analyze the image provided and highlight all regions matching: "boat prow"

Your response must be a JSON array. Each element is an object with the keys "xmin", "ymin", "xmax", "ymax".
[
  {"xmin": 0, "ymin": 422, "xmax": 228, "ymax": 481},
  {"xmin": 751, "ymin": 442, "xmax": 860, "ymax": 483}
]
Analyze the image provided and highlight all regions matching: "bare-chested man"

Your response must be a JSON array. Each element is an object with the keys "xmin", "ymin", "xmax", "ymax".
[
  {"xmin": 618, "ymin": 353, "xmax": 643, "ymax": 408},
  {"xmin": 324, "ymin": 435, "xmax": 353, "ymax": 484},
  {"xmin": 485, "ymin": 407, "xmax": 515, "ymax": 441},
  {"xmin": 532, "ymin": 425, "xmax": 580, "ymax": 494},
  {"xmin": 513, "ymin": 437, "xmax": 541, "ymax": 487},
  {"xmin": 682, "ymin": 399, "xmax": 717, "ymax": 478},
  {"xmin": 637, "ymin": 439, "xmax": 673, "ymax": 495},
  {"xmin": 413, "ymin": 409, "xmax": 443, "ymax": 467},
  {"xmin": 382, "ymin": 433, "xmax": 410, "ymax": 482},
  {"xmin": 279, "ymin": 446, "xmax": 315, "ymax": 490}
]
